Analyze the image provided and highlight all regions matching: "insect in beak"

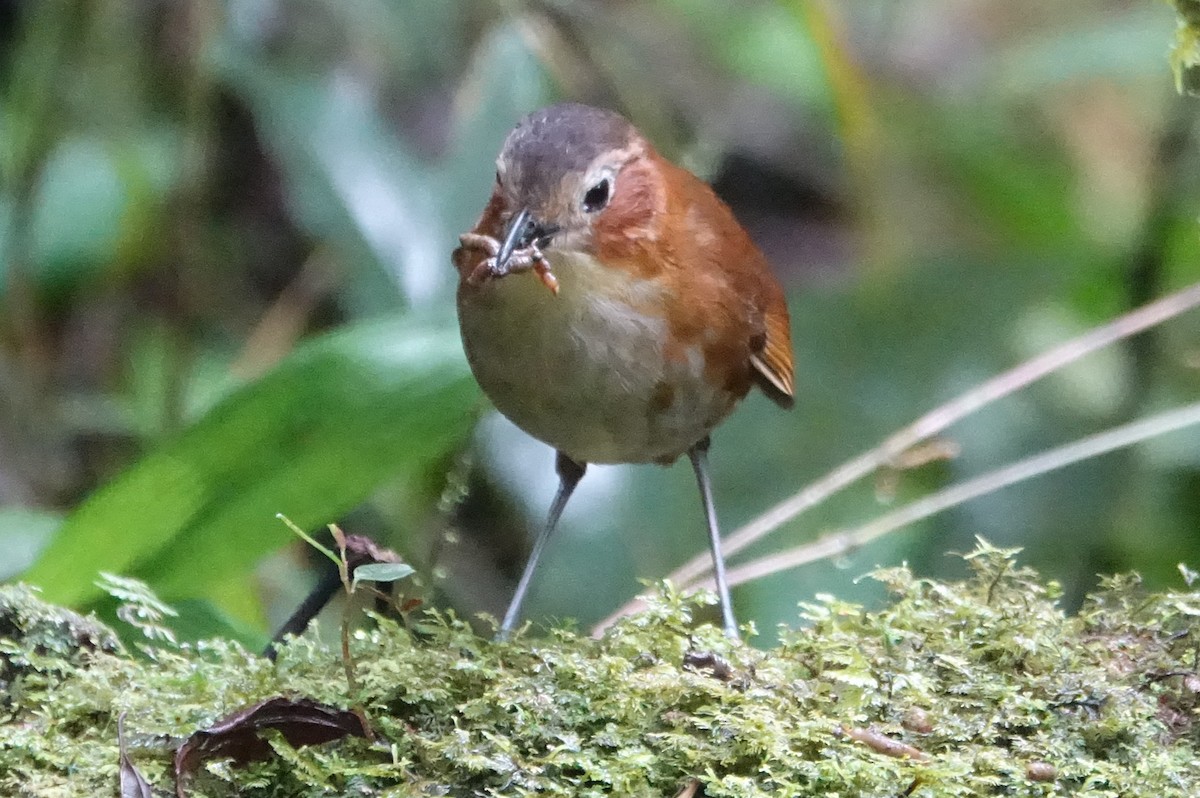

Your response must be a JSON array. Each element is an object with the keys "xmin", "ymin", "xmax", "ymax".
[
  {"xmin": 495, "ymin": 207, "xmax": 559, "ymax": 273},
  {"xmin": 495, "ymin": 207, "xmax": 534, "ymax": 273}
]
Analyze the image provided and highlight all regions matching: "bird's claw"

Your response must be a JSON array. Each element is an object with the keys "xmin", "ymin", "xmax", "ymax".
[{"xmin": 458, "ymin": 233, "xmax": 559, "ymax": 295}]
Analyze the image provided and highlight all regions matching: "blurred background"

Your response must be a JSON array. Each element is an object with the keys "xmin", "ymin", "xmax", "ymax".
[{"xmin": 2, "ymin": 0, "xmax": 1198, "ymax": 647}]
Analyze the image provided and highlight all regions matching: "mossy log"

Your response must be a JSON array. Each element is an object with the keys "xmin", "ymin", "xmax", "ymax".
[{"xmin": 2, "ymin": 544, "xmax": 1200, "ymax": 796}]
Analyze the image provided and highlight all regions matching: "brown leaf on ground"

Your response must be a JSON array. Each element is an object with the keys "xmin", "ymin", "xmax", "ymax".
[{"xmin": 173, "ymin": 697, "xmax": 368, "ymax": 797}]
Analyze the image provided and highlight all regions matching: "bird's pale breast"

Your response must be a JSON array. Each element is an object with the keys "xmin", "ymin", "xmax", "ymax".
[{"xmin": 457, "ymin": 251, "xmax": 740, "ymax": 465}]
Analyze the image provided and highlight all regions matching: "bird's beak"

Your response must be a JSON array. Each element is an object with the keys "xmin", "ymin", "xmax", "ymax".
[{"xmin": 496, "ymin": 207, "xmax": 557, "ymax": 272}]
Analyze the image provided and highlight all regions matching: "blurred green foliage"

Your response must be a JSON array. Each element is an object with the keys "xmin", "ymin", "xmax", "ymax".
[{"xmin": 1, "ymin": 0, "xmax": 1198, "ymax": 643}]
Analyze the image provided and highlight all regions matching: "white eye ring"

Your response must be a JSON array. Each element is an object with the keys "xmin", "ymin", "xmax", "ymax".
[{"xmin": 582, "ymin": 178, "xmax": 611, "ymax": 213}]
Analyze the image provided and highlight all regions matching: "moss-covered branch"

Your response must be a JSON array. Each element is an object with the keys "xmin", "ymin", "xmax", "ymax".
[
  {"xmin": 1174, "ymin": 0, "xmax": 1200, "ymax": 94},
  {"xmin": 3, "ymin": 544, "xmax": 1200, "ymax": 796}
]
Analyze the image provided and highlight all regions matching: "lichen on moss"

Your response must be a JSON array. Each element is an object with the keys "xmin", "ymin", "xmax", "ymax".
[{"xmin": 2, "ymin": 543, "xmax": 1200, "ymax": 796}]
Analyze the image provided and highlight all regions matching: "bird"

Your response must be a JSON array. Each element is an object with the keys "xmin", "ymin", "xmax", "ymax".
[{"xmin": 452, "ymin": 103, "xmax": 793, "ymax": 640}]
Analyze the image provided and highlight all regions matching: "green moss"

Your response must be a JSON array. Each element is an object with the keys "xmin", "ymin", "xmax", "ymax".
[
  {"xmin": 3, "ymin": 544, "xmax": 1200, "ymax": 796},
  {"xmin": 1173, "ymin": 0, "xmax": 1200, "ymax": 95}
]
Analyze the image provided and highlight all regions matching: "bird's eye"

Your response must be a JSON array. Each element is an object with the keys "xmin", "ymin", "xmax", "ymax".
[
  {"xmin": 582, "ymin": 178, "xmax": 611, "ymax": 213},
  {"xmin": 495, "ymin": 169, "xmax": 502, "ymax": 186}
]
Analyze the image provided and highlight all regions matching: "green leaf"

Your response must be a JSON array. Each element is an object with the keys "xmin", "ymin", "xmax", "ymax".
[
  {"xmin": 30, "ymin": 136, "xmax": 126, "ymax": 286},
  {"xmin": 212, "ymin": 17, "xmax": 550, "ymax": 315},
  {"xmin": 211, "ymin": 43, "xmax": 430, "ymax": 312},
  {"xmin": 441, "ymin": 21, "xmax": 551, "ymax": 238},
  {"xmin": 28, "ymin": 131, "xmax": 179, "ymax": 294},
  {"xmin": 991, "ymin": 7, "xmax": 1176, "ymax": 94},
  {"xmin": 21, "ymin": 315, "xmax": 477, "ymax": 609},
  {"xmin": 351, "ymin": 562, "xmax": 416, "ymax": 592},
  {"xmin": 164, "ymin": 598, "xmax": 270, "ymax": 651}
]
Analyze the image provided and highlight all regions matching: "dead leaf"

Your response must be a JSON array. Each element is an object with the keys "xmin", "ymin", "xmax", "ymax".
[
  {"xmin": 682, "ymin": 650, "xmax": 735, "ymax": 682},
  {"xmin": 173, "ymin": 697, "xmax": 368, "ymax": 797},
  {"xmin": 118, "ymin": 713, "xmax": 154, "ymax": 798}
]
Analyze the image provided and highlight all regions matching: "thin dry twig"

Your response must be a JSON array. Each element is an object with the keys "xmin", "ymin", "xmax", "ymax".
[
  {"xmin": 709, "ymin": 401, "xmax": 1200, "ymax": 590},
  {"xmin": 593, "ymin": 281, "xmax": 1200, "ymax": 633},
  {"xmin": 839, "ymin": 725, "xmax": 928, "ymax": 760}
]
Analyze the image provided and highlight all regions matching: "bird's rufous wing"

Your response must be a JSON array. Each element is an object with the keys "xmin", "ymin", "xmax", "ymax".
[
  {"xmin": 661, "ymin": 158, "xmax": 795, "ymax": 410},
  {"xmin": 750, "ymin": 295, "xmax": 794, "ymax": 409}
]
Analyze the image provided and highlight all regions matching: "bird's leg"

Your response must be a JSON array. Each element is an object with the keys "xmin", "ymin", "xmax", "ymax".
[
  {"xmin": 497, "ymin": 452, "xmax": 586, "ymax": 639},
  {"xmin": 459, "ymin": 233, "xmax": 558, "ymax": 294},
  {"xmin": 688, "ymin": 437, "xmax": 740, "ymax": 640}
]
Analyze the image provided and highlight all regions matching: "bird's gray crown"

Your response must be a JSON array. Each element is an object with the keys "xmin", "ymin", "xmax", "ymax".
[{"xmin": 498, "ymin": 103, "xmax": 636, "ymax": 201}]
